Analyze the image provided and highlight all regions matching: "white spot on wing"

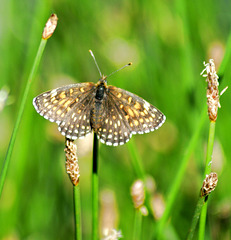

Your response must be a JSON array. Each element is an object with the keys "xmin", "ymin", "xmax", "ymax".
[
  {"xmin": 50, "ymin": 90, "xmax": 57, "ymax": 97},
  {"xmin": 143, "ymin": 101, "xmax": 150, "ymax": 110}
]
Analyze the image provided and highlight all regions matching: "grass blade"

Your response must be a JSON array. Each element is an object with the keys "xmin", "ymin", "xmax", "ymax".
[
  {"xmin": 198, "ymin": 121, "xmax": 216, "ymax": 240},
  {"xmin": 74, "ymin": 185, "xmax": 82, "ymax": 240},
  {"xmin": 127, "ymin": 139, "xmax": 145, "ymax": 180},
  {"xmin": 0, "ymin": 38, "xmax": 47, "ymax": 197},
  {"xmin": 92, "ymin": 133, "xmax": 99, "ymax": 240},
  {"xmin": 155, "ymin": 104, "xmax": 207, "ymax": 239}
]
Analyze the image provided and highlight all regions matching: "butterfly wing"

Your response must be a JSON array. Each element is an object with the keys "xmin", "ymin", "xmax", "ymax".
[
  {"xmin": 109, "ymin": 86, "xmax": 166, "ymax": 133},
  {"xmin": 96, "ymin": 85, "xmax": 165, "ymax": 146},
  {"xmin": 95, "ymin": 91, "xmax": 132, "ymax": 146},
  {"xmin": 33, "ymin": 82, "xmax": 96, "ymax": 140}
]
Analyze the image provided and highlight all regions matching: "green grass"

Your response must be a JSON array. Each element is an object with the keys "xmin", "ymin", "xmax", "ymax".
[
  {"xmin": 73, "ymin": 185, "xmax": 82, "ymax": 240},
  {"xmin": 0, "ymin": 38, "xmax": 47, "ymax": 198},
  {"xmin": 1, "ymin": 0, "xmax": 231, "ymax": 239}
]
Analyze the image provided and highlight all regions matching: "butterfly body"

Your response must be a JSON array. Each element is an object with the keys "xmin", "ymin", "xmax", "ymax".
[
  {"xmin": 33, "ymin": 76, "xmax": 166, "ymax": 146},
  {"xmin": 91, "ymin": 78, "xmax": 107, "ymax": 129}
]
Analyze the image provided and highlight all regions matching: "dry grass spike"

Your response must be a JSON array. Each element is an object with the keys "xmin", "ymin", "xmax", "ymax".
[
  {"xmin": 102, "ymin": 229, "xmax": 123, "ymax": 240},
  {"xmin": 64, "ymin": 138, "xmax": 80, "ymax": 186},
  {"xmin": 130, "ymin": 179, "xmax": 145, "ymax": 210},
  {"xmin": 200, "ymin": 172, "xmax": 218, "ymax": 197},
  {"xmin": 201, "ymin": 59, "xmax": 220, "ymax": 122},
  {"xmin": 42, "ymin": 13, "xmax": 58, "ymax": 40}
]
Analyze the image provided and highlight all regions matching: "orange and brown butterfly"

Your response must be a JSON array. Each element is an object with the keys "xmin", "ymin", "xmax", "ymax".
[{"xmin": 33, "ymin": 52, "xmax": 166, "ymax": 146}]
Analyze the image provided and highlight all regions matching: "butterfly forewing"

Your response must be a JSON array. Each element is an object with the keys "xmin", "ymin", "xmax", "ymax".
[
  {"xmin": 33, "ymin": 82, "xmax": 96, "ymax": 139},
  {"xmin": 108, "ymin": 86, "xmax": 165, "ymax": 134}
]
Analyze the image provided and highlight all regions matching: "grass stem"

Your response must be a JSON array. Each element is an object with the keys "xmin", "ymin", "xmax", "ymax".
[
  {"xmin": 127, "ymin": 139, "xmax": 145, "ymax": 180},
  {"xmin": 217, "ymin": 31, "xmax": 231, "ymax": 78},
  {"xmin": 92, "ymin": 133, "xmax": 99, "ymax": 240},
  {"xmin": 133, "ymin": 210, "xmax": 142, "ymax": 240},
  {"xmin": 73, "ymin": 185, "xmax": 82, "ymax": 240},
  {"xmin": 198, "ymin": 121, "xmax": 216, "ymax": 240},
  {"xmin": 0, "ymin": 38, "xmax": 47, "ymax": 197},
  {"xmin": 155, "ymin": 104, "xmax": 207, "ymax": 239},
  {"xmin": 186, "ymin": 197, "xmax": 204, "ymax": 240}
]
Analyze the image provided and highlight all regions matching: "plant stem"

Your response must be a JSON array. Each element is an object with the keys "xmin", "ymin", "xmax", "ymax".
[
  {"xmin": 0, "ymin": 38, "xmax": 47, "ymax": 198},
  {"xmin": 73, "ymin": 185, "xmax": 82, "ymax": 240},
  {"xmin": 92, "ymin": 133, "xmax": 99, "ymax": 240},
  {"xmin": 198, "ymin": 121, "xmax": 216, "ymax": 240},
  {"xmin": 133, "ymin": 210, "xmax": 142, "ymax": 240},
  {"xmin": 186, "ymin": 197, "xmax": 204, "ymax": 240},
  {"xmin": 204, "ymin": 121, "xmax": 216, "ymax": 176},
  {"xmin": 155, "ymin": 104, "xmax": 207, "ymax": 239},
  {"xmin": 127, "ymin": 139, "xmax": 145, "ymax": 180},
  {"xmin": 217, "ymin": 31, "xmax": 231, "ymax": 78}
]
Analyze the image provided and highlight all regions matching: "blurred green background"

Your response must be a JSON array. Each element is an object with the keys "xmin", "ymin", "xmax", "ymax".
[{"xmin": 0, "ymin": 0, "xmax": 231, "ymax": 239}]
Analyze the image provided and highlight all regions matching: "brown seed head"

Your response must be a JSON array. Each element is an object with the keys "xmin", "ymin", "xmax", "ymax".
[
  {"xmin": 64, "ymin": 138, "xmax": 80, "ymax": 186},
  {"xmin": 150, "ymin": 193, "xmax": 165, "ymax": 220},
  {"xmin": 130, "ymin": 179, "xmax": 145, "ymax": 209},
  {"xmin": 42, "ymin": 13, "xmax": 58, "ymax": 40},
  {"xmin": 200, "ymin": 172, "xmax": 218, "ymax": 197},
  {"xmin": 102, "ymin": 229, "xmax": 123, "ymax": 240},
  {"xmin": 100, "ymin": 190, "xmax": 118, "ymax": 237},
  {"xmin": 201, "ymin": 59, "xmax": 219, "ymax": 122}
]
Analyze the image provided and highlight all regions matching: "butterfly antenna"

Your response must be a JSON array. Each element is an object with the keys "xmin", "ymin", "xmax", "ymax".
[
  {"xmin": 107, "ymin": 62, "xmax": 132, "ymax": 78},
  {"xmin": 89, "ymin": 50, "xmax": 102, "ymax": 77}
]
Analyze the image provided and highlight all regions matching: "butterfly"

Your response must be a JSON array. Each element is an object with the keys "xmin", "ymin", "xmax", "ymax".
[{"xmin": 33, "ymin": 57, "xmax": 166, "ymax": 146}]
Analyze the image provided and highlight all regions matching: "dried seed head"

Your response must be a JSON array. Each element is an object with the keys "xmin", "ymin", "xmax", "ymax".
[
  {"xmin": 102, "ymin": 229, "xmax": 123, "ymax": 240},
  {"xmin": 145, "ymin": 175, "xmax": 156, "ymax": 194},
  {"xmin": 100, "ymin": 190, "xmax": 118, "ymax": 237},
  {"xmin": 201, "ymin": 59, "xmax": 220, "ymax": 122},
  {"xmin": 139, "ymin": 206, "xmax": 148, "ymax": 216},
  {"xmin": 208, "ymin": 42, "xmax": 225, "ymax": 69},
  {"xmin": 42, "ymin": 13, "xmax": 58, "ymax": 40},
  {"xmin": 64, "ymin": 138, "xmax": 80, "ymax": 186},
  {"xmin": 150, "ymin": 193, "xmax": 165, "ymax": 220},
  {"xmin": 0, "ymin": 87, "xmax": 10, "ymax": 111},
  {"xmin": 130, "ymin": 179, "xmax": 145, "ymax": 209},
  {"xmin": 201, "ymin": 172, "xmax": 218, "ymax": 197}
]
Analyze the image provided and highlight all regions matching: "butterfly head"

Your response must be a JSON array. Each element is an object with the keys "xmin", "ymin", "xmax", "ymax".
[
  {"xmin": 98, "ymin": 74, "xmax": 108, "ymax": 85},
  {"xmin": 95, "ymin": 75, "xmax": 108, "ymax": 100}
]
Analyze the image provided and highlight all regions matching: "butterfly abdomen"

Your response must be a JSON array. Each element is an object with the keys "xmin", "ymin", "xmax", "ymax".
[{"xmin": 90, "ymin": 83, "xmax": 106, "ymax": 130}]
